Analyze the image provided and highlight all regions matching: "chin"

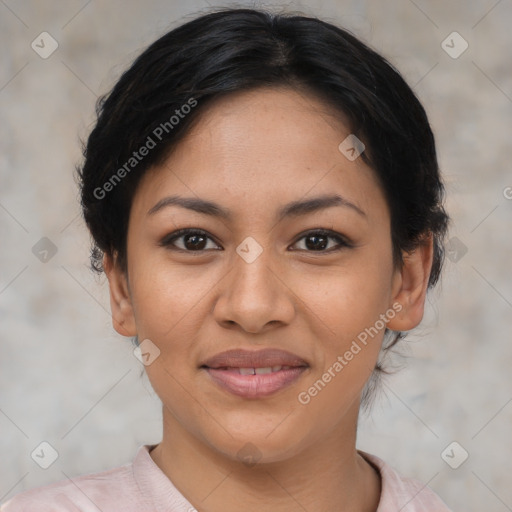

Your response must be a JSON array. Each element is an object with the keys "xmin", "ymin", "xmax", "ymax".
[{"xmin": 199, "ymin": 419, "xmax": 311, "ymax": 466}]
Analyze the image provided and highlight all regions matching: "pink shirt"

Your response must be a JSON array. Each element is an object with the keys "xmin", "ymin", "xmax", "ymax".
[{"xmin": 1, "ymin": 445, "xmax": 453, "ymax": 511}]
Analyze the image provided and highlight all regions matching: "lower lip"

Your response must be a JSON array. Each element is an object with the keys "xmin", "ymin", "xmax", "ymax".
[{"xmin": 203, "ymin": 367, "xmax": 307, "ymax": 399}]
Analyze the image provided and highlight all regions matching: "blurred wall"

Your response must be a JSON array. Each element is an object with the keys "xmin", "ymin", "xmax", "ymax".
[{"xmin": 1, "ymin": 1, "xmax": 511, "ymax": 510}]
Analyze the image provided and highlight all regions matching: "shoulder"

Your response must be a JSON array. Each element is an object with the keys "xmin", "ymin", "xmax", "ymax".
[
  {"xmin": 0, "ymin": 461, "xmax": 138, "ymax": 512},
  {"xmin": 359, "ymin": 450, "xmax": 453, "ymax": 512}
]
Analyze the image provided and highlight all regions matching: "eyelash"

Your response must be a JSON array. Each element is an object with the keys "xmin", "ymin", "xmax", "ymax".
[{"xmin": 159, "ymin": 228, "xmax": 352, "ymax": 254}]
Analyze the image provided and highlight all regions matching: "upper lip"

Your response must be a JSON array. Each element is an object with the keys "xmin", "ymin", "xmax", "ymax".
[{"xmin": 201, "ymin": 348, "xmax": 309, "ymax": 369}]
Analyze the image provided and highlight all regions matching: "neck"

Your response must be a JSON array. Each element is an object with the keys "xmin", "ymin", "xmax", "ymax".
[{"xmin": 150, "ymin": 405, "xmax": 381, "ymax": 512}]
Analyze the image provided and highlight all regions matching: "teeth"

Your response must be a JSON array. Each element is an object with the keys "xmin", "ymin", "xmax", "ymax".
[
  {"xmin": 237, "ymin": 366, "xmax": 287, "ymax": 375},
  {"xmin": 255, "ymin": 367, "xmax": 272, "ymax": 375}
]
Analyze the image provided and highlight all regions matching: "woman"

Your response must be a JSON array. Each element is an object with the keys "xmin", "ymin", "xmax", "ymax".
[{"xmin": 2, "ymin": 7, "xmax": 452, "ymax": 511}]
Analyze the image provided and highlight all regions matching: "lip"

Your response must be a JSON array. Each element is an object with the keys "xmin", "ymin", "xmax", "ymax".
[
  {"xmin": 201, "ymin": 348, "xmax": 308, "ymax": 369},
  {"xmin": 200, "ymin": 348, "xmax": 309, "ymax": 399}
]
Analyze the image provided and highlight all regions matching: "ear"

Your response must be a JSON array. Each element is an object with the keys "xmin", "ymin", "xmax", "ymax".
[
  {"xmin": 103, "ymin": 253, "xmax": 137, "ymax": 337},
  {"xmin": 387, "ymin": 234, "xmax": 434, "ymax": 332}
]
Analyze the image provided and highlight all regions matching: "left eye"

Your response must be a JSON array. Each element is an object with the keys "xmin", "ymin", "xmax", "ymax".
[
  {"xmin": 160, "ymin": 229, "xmax": 350, "ymax": 253},
  {"xmin": 291, "ymin": 229, "xmax": 350, "ymax": 252}
]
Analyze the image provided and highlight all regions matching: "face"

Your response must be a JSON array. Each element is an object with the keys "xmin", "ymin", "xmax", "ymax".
[{"xmin": 106, "ymin": 87, "xmax": 432, "ymax": 464}]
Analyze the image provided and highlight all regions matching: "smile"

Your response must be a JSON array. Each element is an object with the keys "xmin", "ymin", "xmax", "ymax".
[
  {"xmin": 203, "ymin": 366, "xmax": 308, "ymax": 398},
  {"xmin": 200, "ymin": 348, "xmax": 309, "ymax": 399},
  {"xmin": 217, "ymin": 365, "xmax": 293, "ymax": 374}
]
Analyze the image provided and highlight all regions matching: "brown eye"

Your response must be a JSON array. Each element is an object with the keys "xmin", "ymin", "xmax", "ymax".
[
  {"xmin": 160, "ymin": 229, "xmax": 221, "ymax": 252},
  {"xmin": 291, "ymin": 230, "xmax": 351, "ymax": 252},
  {"xmin": 160, "ymin": 228, "xmax": 351, "ymax": 254}
]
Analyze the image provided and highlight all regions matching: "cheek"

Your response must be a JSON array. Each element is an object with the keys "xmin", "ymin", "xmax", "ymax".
[
  {"xmin": 126, "ymin": 255, "xmax": 221, "ymax": 392},
  {"xmin": 291, "ymin": 250, "xmax": 394, "ymax": 412},
  {"xmin": 297, "ymin": 255, "xmax": 395, "ymax": 347},
  {"xmin": 128, "ymin": 254, "xmax": 217, "ymax": 339},
  {"xmin": 293, "ymin": 266, "xmax": 391, "ymax": 429}
]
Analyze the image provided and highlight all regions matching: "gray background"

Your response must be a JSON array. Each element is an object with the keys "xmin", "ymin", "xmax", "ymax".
[{"xmin": 1, "ymin": 1, "xmax": 511, "ymax": 510}]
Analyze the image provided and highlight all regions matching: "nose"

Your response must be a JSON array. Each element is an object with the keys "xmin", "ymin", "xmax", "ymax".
[{"xmin": 212, "ymin": 243, "xmax": 295, "ymax": 334}]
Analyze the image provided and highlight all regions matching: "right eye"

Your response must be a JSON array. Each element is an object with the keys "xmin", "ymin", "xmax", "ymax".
[{"xmin": 159, "ymin": 228, "xmax": 222, "ymax": 252}]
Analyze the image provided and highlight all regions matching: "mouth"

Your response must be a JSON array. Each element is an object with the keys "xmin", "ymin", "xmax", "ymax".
[{"xmin": 200, "ymin": 348, "xmax": 309, "ymax": 399}]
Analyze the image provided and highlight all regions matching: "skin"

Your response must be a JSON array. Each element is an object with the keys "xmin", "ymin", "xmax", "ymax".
[{"xmin": 104, "ymin": 87, "xmax": 433, "ymax": 512}]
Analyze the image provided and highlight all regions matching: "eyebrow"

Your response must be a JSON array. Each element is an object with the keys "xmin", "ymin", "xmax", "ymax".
[{"xmin": 147, "ymin": 193, "xmax": 366, "ymax": 220}]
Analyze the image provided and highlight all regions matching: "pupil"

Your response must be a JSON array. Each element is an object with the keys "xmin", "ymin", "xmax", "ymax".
[
  {"xmin": 185, "ymin": 234, "xmax": 206, "ymax": 250},
  {"xmin": 306, "ymin": 234, "xmax": 327, "ymax": 250}
]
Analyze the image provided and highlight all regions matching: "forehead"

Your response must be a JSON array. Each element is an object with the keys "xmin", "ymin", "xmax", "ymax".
[{"xmin": 131, "ymin": 87, "xmax": 388, "ymax": 224}]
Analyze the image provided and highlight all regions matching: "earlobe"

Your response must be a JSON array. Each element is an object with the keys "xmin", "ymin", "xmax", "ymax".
[
  {"xmin": 386, "ymin": 234, "xmax": 434, "ymax": 332},
  {"xmin": 103, "ymin": 253, "xmax": 137, "ymax": 337}
]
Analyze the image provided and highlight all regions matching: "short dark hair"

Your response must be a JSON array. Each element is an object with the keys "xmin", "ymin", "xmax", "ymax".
[{"xmin": 76, "ymin": 7, "xmax": 449, "ymax": 409}]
